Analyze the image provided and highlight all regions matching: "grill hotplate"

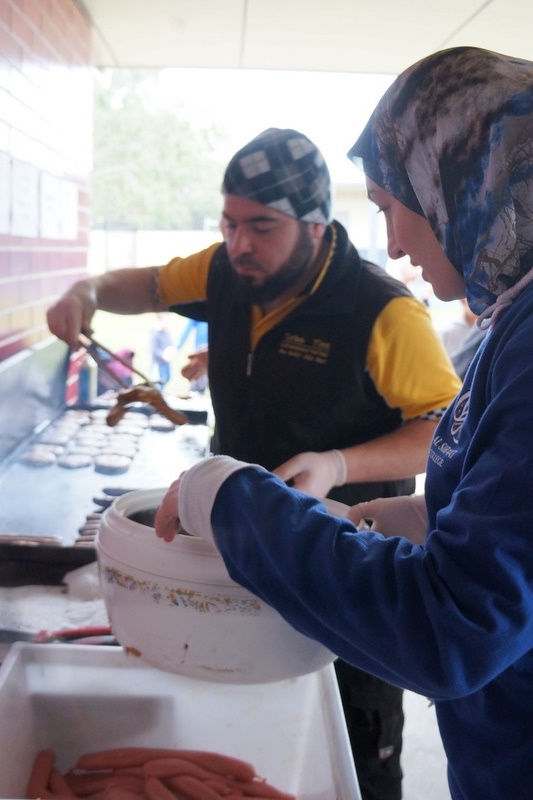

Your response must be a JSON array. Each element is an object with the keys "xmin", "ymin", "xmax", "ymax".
[{"xmin": 0, "ymin": 405, "xmax": 210, "ymax": 586}]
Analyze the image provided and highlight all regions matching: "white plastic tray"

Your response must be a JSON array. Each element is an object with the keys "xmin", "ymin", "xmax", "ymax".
[{"xmin": 0, "ymin": 643, "xmax": 361, "ymax": 800}]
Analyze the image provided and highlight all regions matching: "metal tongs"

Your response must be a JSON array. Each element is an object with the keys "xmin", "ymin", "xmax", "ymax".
[
  {"xmin": 78, "ymin": 332, "xmax": 156, "ymax": 389},
  {"xmin": 77, "ymin": 333, "xmax": 189, "ymax": 426}
]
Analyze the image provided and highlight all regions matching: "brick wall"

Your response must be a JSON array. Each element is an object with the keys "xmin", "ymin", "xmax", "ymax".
[{"xmin": 0, "ymin": 0, "xmax": 92, "ymax": 362}]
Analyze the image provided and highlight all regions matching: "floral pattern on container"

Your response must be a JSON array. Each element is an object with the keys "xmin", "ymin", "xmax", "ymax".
[{"xmin": 102, "ymin": 565, "xmax": 262, "ymax": 615}]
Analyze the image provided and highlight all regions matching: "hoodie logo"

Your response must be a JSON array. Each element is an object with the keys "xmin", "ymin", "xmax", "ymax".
[
  {"xmin": 430, "ymin": 390, "xmax": 469, "ymax": 467},
  {"xmin": 451, "ymin": 390, "xmax": 470, "ymax": 444}
]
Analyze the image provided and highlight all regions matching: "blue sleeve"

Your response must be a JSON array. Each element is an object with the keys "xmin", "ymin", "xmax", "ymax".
[
  {"xmin": 210, "ymin": 465, "xmax": 533, "ymax": 700},
  {"xmin": 176, "ymin": 318, "xmax": 194, "ymax": 349}
]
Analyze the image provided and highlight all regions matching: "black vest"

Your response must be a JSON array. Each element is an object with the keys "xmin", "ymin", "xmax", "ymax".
[{"xmin": 172, "ymin": 221, "xmax": 415, "ymax": 504}]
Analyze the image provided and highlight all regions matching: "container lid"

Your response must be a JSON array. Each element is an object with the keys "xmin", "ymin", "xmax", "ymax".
[{"xmin": 97, "ymin": 488, "xmax": 236, "ymax": 584}]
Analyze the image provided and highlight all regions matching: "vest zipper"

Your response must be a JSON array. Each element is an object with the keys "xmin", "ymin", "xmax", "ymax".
[{"xmin": 246, "ymin": 352, "xmax": 253, "ymax": 376}]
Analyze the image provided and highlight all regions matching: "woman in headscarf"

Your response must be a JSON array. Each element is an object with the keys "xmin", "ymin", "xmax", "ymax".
[{"xmin": 154, "ymin": 48, "xmax": 533, "ymax": 799}]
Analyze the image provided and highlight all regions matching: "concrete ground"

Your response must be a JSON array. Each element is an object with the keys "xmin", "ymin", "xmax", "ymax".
[{"xmin": 401, "ymin": 690, "xmax": 451, "ymax": 800}]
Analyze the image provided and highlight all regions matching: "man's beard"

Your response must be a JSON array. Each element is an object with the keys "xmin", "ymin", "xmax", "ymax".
[{"xmin": 232, "ymin": 223, "xmax": 315, "ymax": 304}]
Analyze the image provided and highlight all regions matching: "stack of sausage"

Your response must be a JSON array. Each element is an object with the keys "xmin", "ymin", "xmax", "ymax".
[{"xmin": 26, "ymin": 746, "xmax": 296, "ymax": 800}]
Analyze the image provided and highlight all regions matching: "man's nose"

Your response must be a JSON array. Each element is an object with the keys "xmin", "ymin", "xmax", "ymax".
[{"xmin": 228, "ymin": 225, "xmax": 253, "ymax": 255}]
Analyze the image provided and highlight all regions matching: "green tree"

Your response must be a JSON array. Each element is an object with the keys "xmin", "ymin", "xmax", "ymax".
[{"xmin": 92, "ymin": 70, "xmax": 229, "ymax": 230}]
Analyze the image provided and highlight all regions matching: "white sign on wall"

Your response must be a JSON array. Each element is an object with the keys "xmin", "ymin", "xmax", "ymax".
[
  {"xmin": 0, "ymin": 152, "xmax": 11, "ymax": 234},
  {"xmin": 40, "ymin": 172, "xmax": 62, "ymax": 239},
  {"xmin": 40, "ymin": 172, "xmax": 78, "ymax": 240},
  {"xmin": 11, "ymin": 160, "xmax": 39, "ymax": 237},
  {"xmin": 59, "ymin": 180, "xmax": 78, "ymax": 240}
]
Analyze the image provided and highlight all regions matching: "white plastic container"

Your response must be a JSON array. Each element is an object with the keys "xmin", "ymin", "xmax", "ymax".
[
  {"xmin": 97, "ymin": 488, "xmax": 337, "ymax": 684},
  {"xmin": 0, "ymin": 643, "xmax": 361, "ymax": 800}
]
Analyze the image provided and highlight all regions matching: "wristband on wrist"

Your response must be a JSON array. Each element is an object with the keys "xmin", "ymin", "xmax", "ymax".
[{"xmin": 330, "ymin": 449, "xmax": 347, "ymax": 486}]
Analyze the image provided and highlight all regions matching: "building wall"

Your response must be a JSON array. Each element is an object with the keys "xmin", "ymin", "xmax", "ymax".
[{"xmin": 0, "ymin": 0, "xmax": 92, "ymax": 362}]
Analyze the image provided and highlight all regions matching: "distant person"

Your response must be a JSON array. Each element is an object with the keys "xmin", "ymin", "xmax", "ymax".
[
  {"xmin": 150, "ymin": 313, "xmax": 174, "ymax": 388},
  {"xmin": 449, "ymin": 323, "xmax": 488, "ymax": 381},
  {"xmin": 177, "ymin": 318, "xmax": 209, "ymax": 394},
  {"xmin": 437, "ymin": 299, "xmax": 477, "ymax": 356},
  {"xmin": 438, "ymin": 299, "xmax": 488, "ymax": 380},
  {"xmin": 387, "ymin": 256, "xmax": 432, "ymax": 307}
]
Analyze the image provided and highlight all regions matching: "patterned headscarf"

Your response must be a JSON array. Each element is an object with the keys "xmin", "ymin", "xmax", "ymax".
[
  {"xmin": 222, "ymin": 128, "xmax": 332, "ymax": 225},
  {"xmin": 348, "ymin": 47, "xmax": 533, "ymax": 318}
]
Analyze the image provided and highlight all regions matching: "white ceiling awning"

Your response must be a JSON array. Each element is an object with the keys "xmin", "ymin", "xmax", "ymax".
[{"xmin": 78, "ymin": 0, "xmax": 533, "ymax": 75}]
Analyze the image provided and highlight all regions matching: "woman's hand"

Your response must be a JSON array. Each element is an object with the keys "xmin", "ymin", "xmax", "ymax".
[
  {"xmin": 154, "ymin": 477, "xmax": 183, "ymax": 542},
  {"xmin": 348, "ymin": 494, "xmax": 427, "ymax": 544}
]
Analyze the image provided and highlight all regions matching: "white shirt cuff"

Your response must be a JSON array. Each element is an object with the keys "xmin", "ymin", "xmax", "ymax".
[{"xmin": 178, "ymin": 455, "xmax": 261, "ymax": 545}]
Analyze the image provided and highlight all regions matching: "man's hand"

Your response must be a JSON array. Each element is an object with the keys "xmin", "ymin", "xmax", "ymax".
[
  {"xmin": 154, "ymin": 478, "xmax": 182, "ymax": 542},
  {"xmin": 47, "ymin": 266, "xmax": 161, "ymax": 349},
  {"xmin": 347, "ymin": 494, "xmax": 427, "ymax": 544},
  {"xmin": 181, "ymin": 347, "xmax": 208, "ymax": 382},
  {"xmin": 274, "ymin": 450, "xmax": 346, "ymax": 498},
  {"xmin": 46, "ymin": 280, "xmax": 98, "ymax": 349}
]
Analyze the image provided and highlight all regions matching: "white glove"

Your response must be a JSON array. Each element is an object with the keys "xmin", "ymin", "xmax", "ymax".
[
  {"xmin": 273, "ymin": 449, "xmax": 347, "ymax": 498},
  {"xmin": 347, "ymin": 494, "xmax": 427, "ymax": 544}
]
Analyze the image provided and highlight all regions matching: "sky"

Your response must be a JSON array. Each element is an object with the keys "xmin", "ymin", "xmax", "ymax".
[{"xmin": 154, "ymin": 67, "xmax": 396, "ymax": 183}]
